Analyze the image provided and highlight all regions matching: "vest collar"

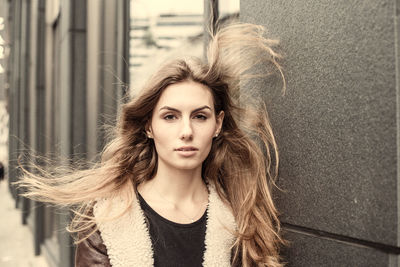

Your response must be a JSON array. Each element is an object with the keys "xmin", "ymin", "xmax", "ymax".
[{"xmin": 94, "ymin": 183, "xmax": 237, "ymax": 267}]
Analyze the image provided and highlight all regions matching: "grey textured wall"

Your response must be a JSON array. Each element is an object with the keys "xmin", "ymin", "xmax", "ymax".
[{"xmin": 241, "ymin": 0, "xmax": 400, "ymax": 266}]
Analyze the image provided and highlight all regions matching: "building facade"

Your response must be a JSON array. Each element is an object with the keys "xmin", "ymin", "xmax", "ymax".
[
  {"xmin": 4, "ymin": 0, "xmax": 129, "ymax": 266},
  {"xmin": 240, "ymin": 0, "xmax": 400, "ymax": 266}
]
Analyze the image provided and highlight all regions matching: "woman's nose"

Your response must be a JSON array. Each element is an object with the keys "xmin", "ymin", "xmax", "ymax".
[{"xmin": 180, "ymin": 118, "xmax": 193, "ymax": 140}]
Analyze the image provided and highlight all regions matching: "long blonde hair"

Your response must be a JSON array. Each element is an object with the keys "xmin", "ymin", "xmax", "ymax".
[{"xmin": 18, "ymin": 23, "xmax": 285, "ymax": 267}]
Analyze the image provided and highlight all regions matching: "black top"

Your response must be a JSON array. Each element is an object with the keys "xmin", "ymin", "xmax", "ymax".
[{"xmin": 137, "ymin": 192, "xmax": 208, "ymax": 267}]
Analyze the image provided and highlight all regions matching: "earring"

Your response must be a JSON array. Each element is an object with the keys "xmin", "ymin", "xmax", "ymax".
[
  {"xmin": 145, "ymin": 130, "xmax": 152, "ymax": 139},
  {"xmin": 214, "ymin": 133, "xmax": 219, "ymax": 138}
]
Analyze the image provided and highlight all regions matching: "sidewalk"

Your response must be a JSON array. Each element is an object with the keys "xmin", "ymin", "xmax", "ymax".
[{"xmin": 0, "ymin": 180, "xmax": 49, "ymax": 267}]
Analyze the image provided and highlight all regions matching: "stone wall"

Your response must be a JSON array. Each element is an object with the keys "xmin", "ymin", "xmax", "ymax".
[{"xmin": 241, "ymin": 0, "xmax": 400, "ymax": 266}]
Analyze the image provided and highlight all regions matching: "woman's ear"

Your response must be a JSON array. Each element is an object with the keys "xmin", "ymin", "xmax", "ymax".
[
  {"xmin": 215, "ymin": 111, "xmax": 225, "ymax": 137},
  {"xmin": 145, "ymin": 121, "xmax": 153, "ymax": 138}
]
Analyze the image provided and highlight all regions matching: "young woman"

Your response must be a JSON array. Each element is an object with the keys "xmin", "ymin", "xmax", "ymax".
[{"xmin": 19, "ymin": 23, "xmax": 285, "ymax": 267}]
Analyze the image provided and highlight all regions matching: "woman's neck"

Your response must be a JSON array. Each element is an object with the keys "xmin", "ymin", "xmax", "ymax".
[{"xmin": 139, "ymin": 163, "xmax": 208, "ymax": 205}]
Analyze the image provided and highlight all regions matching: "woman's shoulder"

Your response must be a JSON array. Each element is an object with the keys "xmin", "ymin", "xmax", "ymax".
[
  {"xmin": 75, "ymin": 229, "xmax": 111, "ymax": 267},
  {"xmin": 93, "ymin": 193, "xmax": 137, "ymax": 218},
  {"xmin": 92, "ymin": 193, "xmax": 154, "ymax": 267},
  {"xmin": 207, "ymin": 182, "xmax": 236, "ymax": 222}
]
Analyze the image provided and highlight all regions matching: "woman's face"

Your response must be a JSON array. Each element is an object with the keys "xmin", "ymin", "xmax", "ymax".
[{"xmin": 147, "ymin": 80, "xmax": 224, "ymax": 173}]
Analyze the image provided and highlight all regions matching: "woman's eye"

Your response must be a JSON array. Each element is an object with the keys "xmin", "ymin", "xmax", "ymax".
[
  {"xmin": 163, "ymin": 114, "xmax": 176, "ymax": 120},
  {"xmin": 194, "ymin": 114, "xmax": 207, "ymax": 120}
]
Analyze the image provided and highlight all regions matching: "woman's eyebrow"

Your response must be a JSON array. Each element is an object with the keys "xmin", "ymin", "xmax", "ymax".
[{"xmin": 159, "ymin": 105, "xmax": 212, "ymax": 114}]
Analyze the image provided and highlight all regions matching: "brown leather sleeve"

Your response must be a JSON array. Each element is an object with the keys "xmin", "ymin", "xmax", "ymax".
[{"xmin": 75, "ymin": 230, "xmax": 111, "ymax": 267}]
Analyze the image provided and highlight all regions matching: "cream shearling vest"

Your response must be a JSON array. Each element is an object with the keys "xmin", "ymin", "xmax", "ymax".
[{"xmin": 93, "ymin": 184, "xmax": 237, "ymax": 267}]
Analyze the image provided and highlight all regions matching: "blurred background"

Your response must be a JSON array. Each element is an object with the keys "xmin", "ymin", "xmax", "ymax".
[{"xmin": 1, "ymin": 0, "xmax": 400, "ymax": 267}]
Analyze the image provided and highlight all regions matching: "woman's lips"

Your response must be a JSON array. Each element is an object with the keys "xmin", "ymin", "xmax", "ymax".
[
  {"xmin": 175, "ymin": 146, "xmax": 198, "ymax": 157},
  {"xmin": 175, "ymin": 146, "xmax": 198, "ymax": 151}
]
